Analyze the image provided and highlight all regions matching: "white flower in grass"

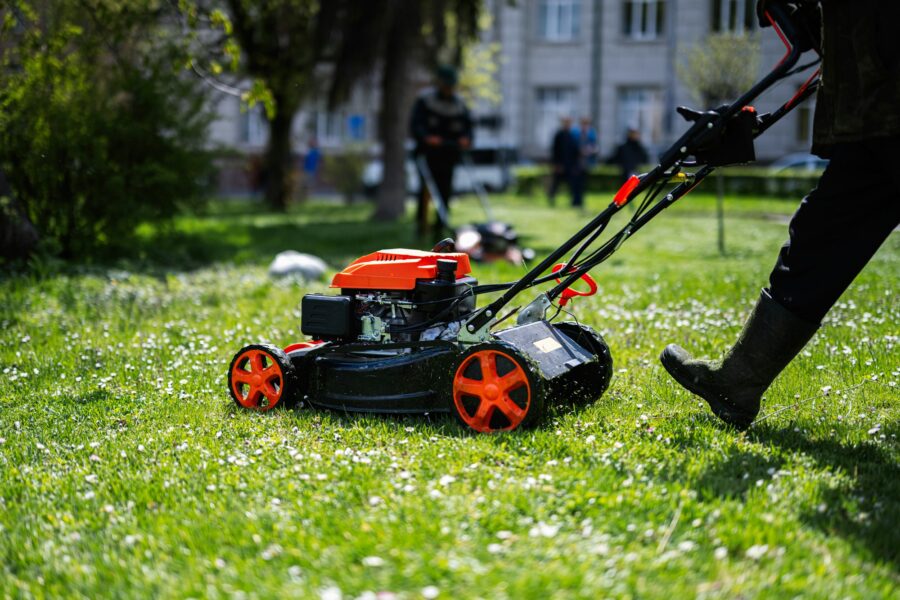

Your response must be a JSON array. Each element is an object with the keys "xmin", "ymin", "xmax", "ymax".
[
  {"xmin": 362, "ymin": 556, "xmax": 385, "ymax": 567},
  {"xmin": 320, "ymin": 586, "xmax": 343, "ymax": 600},
  {"xmin": 438, "ymin": 475, "xmax": 456, "ymax": 486},
  {"xmin": 714, "ymin": 547, "xmax": 728, "ymax": 560},
  {"xmin": 487, "ymin": 543, "xmax": 504, "ymax": 554},
  {"xmin": 85, "ymin": 474, "xmax": 98, "ymax": 484},
  {"xmin": 745, "ymin": 544, "xmax": 768, "ymax": 560},
  {"xmin": 496, "ymin": 530, "xmax": 513, "ymax": 540},
  {"xmin": 677, "ymin": 541, "xmax": 696, "ymax": 552},
  {"xmin": 368, "ymin": 496, "xmax": 383, "ymax": 507},
  {"xmin": 528, "ymin": 522, "xmax": 560, "ymax": 538},
  {"xmin": 421, "ymin": 586, "xmax": 440, "ymax": 599}
]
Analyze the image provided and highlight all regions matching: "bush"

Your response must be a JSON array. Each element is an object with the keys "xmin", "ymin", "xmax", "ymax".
[
  {"xmin": 512, "ymin": 165, "xmax": 822, "ymax": 199},
  {"xmin": 322, "ymin": 145, "xmax": 370, "ymax": 204},
  {"xmin": 0, "ymin": 2, "xmax": 215, "ymax": 259}
]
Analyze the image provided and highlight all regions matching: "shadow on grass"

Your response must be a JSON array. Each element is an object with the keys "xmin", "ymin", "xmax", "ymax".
[
  {"xmin": 753, "ymin": 421, "xmax": 900, "ymax": 567},
  {"xmin": 693, "ymin": 449, "xmax": 786, "ymax": 501},
  {"xmin": 690, "ymin": 421, "xmax": 900, "ymax": 567},
  {"xmin": 133, "ymin": 217, "xmax": 419, "ymax": 272}
]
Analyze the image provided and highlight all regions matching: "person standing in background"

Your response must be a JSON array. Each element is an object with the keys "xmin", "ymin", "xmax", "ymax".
[
  {"xmin": 574, "ymin": 116, "xmax": 599, "ymax": 169},
  {"xmin": 301, "ymin": 138, "xmax": 322, "ymax": 200},
  {"xmin": 410, "ymin": 65, "xmax": 473, "ymax": 239},
  {"xmin": 607, "ymin": 128, "xmax": 649, "ymax": 184},
  {"xmin": 548, "ymin": 115, "xmax": 584, "ymax": 209}
]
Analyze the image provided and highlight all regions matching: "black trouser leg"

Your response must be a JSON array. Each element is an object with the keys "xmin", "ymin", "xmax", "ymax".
[
  {"xmin": 767, "ymin": 137, "xmax": 900, "ymax": 323},
  {"xmin": 427, "ymin": 157, "xmax": 455, "ymax": 239},
  {"xmin": 569, "ymin": 171, "xmax": 585, "ymax": 208},
  {"xmin": 548, "ymin": 171, "xmax": 566, "ymax": 206},
  {"xmin": 416, "ymin": 174, "xmax": 430, "ymax": 238}
]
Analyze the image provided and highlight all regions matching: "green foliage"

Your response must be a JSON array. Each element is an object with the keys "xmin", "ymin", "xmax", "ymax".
[
  {"xmin": 322, "ymin": 145, "xmax": 370, "ymax": 204},
  {"xmin": 0, "ymin": 1, "xmax": 215, "ymax": 258},
  {"xmin": 678, "ymin": 33, "xmax": 761, "ymax": 106},
  {"xmin": 512, "ymin": 165, "xmax": 822, "ymax": 199}
]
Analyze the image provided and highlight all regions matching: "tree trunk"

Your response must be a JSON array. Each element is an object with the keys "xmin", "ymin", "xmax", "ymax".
[
  {"xmin": 0, "ymin": 172, "xmax": 39, "ymax": 260},
  {"xmin": 375, "ymin": 0, "xmax": 421, "ymax": 221},
  {"xmin": 264, "ymin": 97, "xmax": 298, "ymax": 212}
]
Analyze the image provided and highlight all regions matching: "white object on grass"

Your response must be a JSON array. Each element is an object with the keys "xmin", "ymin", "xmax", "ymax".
[{"xmin": 268, "ymin": 251, "xmax": 327, "ymax": 281}]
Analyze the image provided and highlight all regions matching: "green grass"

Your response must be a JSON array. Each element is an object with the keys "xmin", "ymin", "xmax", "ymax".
[{"xmin": 1, "ymin": 193, "xmax": 898, "ymax": 599}]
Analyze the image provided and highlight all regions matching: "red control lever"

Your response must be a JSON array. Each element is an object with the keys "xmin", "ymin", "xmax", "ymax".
[{"xmin": 552, "ymin": 263, "xmax": 599, "ymax": 307}]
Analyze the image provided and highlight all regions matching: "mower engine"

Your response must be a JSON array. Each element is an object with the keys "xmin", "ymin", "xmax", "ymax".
[{"xmin": 300, "ymin": 250, "xmax": 477, "ymax": 344}]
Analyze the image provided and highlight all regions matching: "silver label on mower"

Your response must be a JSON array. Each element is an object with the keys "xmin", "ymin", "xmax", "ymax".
[{"xmin": 533, "ymin": 337, "xmax": 563, "ymax": 353}]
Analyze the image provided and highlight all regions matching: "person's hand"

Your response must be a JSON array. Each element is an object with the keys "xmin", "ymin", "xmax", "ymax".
[
  {"xmin": 458, "ymin": 137, "xmax": 471, "ymax": 149},
  {"xmin": 425, "ymin": 135, "xmax": 442, "ymax": 146},
  {"xmin": 756, "ymin": 0, "xmax": 774, "ymax": 27}
]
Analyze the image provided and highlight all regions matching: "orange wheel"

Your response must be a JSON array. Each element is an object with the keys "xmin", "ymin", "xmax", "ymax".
[
  {"xmin": 452, "ymin": 345, "xmax": 543, "ymax": 433},
  {"xmin": 227, "ymin": 344, "xmax": 295, "ymax": 411}
]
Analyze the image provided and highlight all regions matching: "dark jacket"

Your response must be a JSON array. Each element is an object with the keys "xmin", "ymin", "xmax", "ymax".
[
  {"xmin": 551, "ymin": 128, "xmax": 581, "ymax": 173},
  {"xmin": 409, "ymin": 88, "xmax": 473, "ymax": 156},
  {"xmin": 813, "ymin": 0, "xmax": 900, "ymax": 153},
  {"xmin": 607, "ymin": 139, "xmax": 650, "ymax": 179}
]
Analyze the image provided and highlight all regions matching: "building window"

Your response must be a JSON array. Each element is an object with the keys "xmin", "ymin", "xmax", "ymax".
[
  {"xmin": 538, "ymin": 0, "xmax": 581, "ymax": 42},
  {"xmin": 534, "ymin": 87, "xmax": 576, "ymax": 149},
  {"xmin": 623, "ymin": 0, "xmax": 666, "ymax": 40},
  {"xmin": 238, "ymin": 104, "xmax": 268, "ymax": 147},
  {"xmin": 616, "ymin": 87, "xmax": 663, "ymax": 147},
  {"xmin": 712, "ymin": 0, "xmax": 756, "ymax": 33}
]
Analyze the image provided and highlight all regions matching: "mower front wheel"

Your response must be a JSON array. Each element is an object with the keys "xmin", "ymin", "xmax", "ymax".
[
  {"xmin": 451, "ymin": 343, "xmax": 544, "ymax": 433},
  {"xmin": 228, "ymin": 344, "xmax": 298, "ymax": 411}
]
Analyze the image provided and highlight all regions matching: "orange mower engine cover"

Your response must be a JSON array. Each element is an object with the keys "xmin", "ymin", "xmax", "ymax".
[
  {"xmin": 227, "ymin": 3, "xmax": 822, "ymax": 432},
  {"xmin": 228, "ymin": 247, "xmax": 613, "ymax": 433}
]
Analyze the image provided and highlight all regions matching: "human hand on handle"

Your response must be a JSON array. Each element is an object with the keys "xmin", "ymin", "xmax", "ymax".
[{"xmin": 756, "ymin": 0, "xmax": 818, "ymax": 28}]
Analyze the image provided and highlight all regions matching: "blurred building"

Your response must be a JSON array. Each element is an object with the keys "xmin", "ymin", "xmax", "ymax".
[
  {"xmin": 483, "ymin": 0, "xmax": 815, "ymax": 161},
  {"xmin": 208, "ymin": 0, "xmax": 817, "ymax": 192}
]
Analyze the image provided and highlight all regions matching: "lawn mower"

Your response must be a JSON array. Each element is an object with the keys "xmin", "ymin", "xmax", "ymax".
[
  {"xmin": 417, "ymin": 146, "xmax": 534, "ymax": 265},
  {"xmin": 228, "ymin": 5, "xmax": 821, "ymax": 433}
]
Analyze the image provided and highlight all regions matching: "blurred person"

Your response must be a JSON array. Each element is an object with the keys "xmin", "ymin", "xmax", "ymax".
[
  {"xmin": 573, "ymin": 116, "xmax": 599, "ymax": 169},
  {"xmin": 548, "ymin": 115, "xmax": 584, "ymax": 209},
  {"xmin": 659, "ymin": 0, "xmax": 900, "ymax": 430},
  {"xmin": 301, "ymin": 138, "xmax": 322, "ymax": 199},
  {"xmin": 410, "ymin": 64, "xmax": 473, "ymax": 238},
  {"xmin": 607, "ymin": 128, "xmax": 649, "ymax": 184}
]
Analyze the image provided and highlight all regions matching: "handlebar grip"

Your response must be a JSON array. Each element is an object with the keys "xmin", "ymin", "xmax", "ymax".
[{"xmin": 766, "ymin": 2, "xmax": 820, "ymax": 55}]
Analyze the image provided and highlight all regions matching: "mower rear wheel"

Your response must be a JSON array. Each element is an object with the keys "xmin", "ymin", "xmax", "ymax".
[
  {"xmin": 228, "ymin": 344, "xmax": 297, "ymax": 411},
  {"xmin": 451, "ymin": 343, "xmax": 544, "ymax": 433},
  {"xmin": 551, "ymin": 322, "xmax": 613, "ymax": 404}
]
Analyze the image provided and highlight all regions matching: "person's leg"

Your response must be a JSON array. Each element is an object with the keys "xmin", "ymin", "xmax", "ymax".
[
  {"xmin": 660, "ymin": 137, "xmax": 900, "ymax": 429},
  {"xmin": 429, "ymin": 158, "xmax": 455, "ymax": 239},
  {"xmin": 569, "ymin": 171, "xmax": 585, "ymax": 208},
  {"xmin": 416, "ymin": 169, "xmax": 430, "ymax": 238},
  {"xmin": 547, "ymin": 171, "xmax": 561, "ymax": 206},
  {"xmin": 768, "ymin": 137, "xmax": 900, "ymax": 322}
]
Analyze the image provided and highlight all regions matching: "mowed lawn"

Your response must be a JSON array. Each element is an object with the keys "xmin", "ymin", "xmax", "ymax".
[{"xmin": 1, "ymin": 192, "xmax": 897, "ymax": 599}]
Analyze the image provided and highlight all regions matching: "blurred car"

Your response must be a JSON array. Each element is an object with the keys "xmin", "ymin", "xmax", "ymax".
[
  {"xmin": 363, "ymin": 145, "xmax": 519, "ymax": 197},
  {"xmin": 768, "ymin": 152, "xmax": 829, "ymax": 174}
]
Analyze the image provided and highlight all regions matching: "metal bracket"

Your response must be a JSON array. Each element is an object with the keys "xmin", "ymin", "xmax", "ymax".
[
  {"xmin": 458, "ymin": 316, "xmax": 494, "ymax": 344},
  {"xmin": 516, "ymin": 293, "xmax": 552, "ymax": 326}
]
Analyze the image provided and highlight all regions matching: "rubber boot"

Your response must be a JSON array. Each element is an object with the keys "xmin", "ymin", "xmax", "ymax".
[{"xmin": 659, "ymin": 290, "xmax": 818, "ymax": 430}]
